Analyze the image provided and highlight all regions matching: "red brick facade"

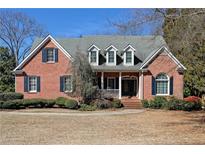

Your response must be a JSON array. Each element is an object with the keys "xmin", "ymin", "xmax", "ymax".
[
  {"xmin": 143, "ymin": 51, "xmax": 184, "ymax": 99},
  {"xmin": 15, "ymin": 39, "xmax": 184, "ymax": 100},
  {"xmin": 15, "ymin": 40, "xmax": 73, "ymax": 99}
]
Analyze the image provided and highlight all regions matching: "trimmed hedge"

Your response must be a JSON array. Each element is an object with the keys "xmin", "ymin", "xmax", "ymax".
[
  {"xmin": 64, "ymin": 99, "xmax": 78, "ymax": 109},
  {"xmin": 142, "ymin": 96, "xmax": 202, "ymax": 111},
  {"xmin": 1, "ymin": 99, "xmax": 25, "ymax": 109},
  {"xmin": 0, "ymin": 92, "xmax": 23, "ymax": 101},
  {"xmin": 56, "ymin": 97, "xmax": 78, "ymax": 109},
  {"xmin": 23, "ymin": 99, "xmax": 55, "ymax": 108},
  {"xmin": 79, "ymin": 104, "xmax": 97, "ymax": 111}
]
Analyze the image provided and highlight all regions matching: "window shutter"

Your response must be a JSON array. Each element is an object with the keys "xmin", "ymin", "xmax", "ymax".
[
  {"xmin": 60, "ymin": 76, "xmax": 64, "ymax": 92},
  {"xmin": 152, "ymin": 76, "xmax": 156, "ymax": 95},
  {"xmin": 104, "ymin": 78, "xmax": 107, "ymax": 89},
  {"xmin": 116, "ymin": 77, "xmax": 119, "ymax": 89},
  {"xmin": 42, "ymin": 48, "xmax": 47, "ymax": 62},
  {"xmin": 54, "ymin": 48, "xmax": 58, "ymax": 62},
  {"xmin": 37, "ymin": 76, "xmax": 40, "ymax": 92},
  {"xmin": 170, "ymin": 76, "xmax": 173, "ymax": 95},
  {"xmin": 24, "ymin": 76, "xmax": 28, "ymax": 92}
]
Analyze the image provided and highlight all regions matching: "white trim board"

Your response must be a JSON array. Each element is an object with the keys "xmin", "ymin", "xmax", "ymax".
[
  {"xmin": 140, "ymin": 46, "xmax": 186, "ymax": 70},
  {"xmin": 13, "ymin": 35, "xmax": 74, "ymax": 71}
]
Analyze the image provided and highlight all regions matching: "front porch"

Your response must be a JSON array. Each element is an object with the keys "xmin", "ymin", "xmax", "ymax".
[{"xmin": 97, "ymin": 72, "xmax": 143, "ymax": 100}]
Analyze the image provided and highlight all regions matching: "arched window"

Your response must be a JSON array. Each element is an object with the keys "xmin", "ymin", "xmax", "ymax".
[{"xmin": 155, "ymin": 73, "xmax": 169, "ymax": 95}]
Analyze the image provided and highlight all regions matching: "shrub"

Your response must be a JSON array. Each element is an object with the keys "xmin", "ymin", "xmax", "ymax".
[
  {"xmin": 95, "ymin": 99, "xmax": 112, "ymax": 109},
  {"xmin": 79, "ymin": 104, "xmax": 97, "ymax": 111},
  {"xmin": 56, "ymin": 97, "xmax": 67, "ymax": 107},
  {"xmin": 1, "ymin": 99, "xmax": 25, "ymax": 109},
  {"xmin": 0, "ymin": 92, "xmax": 23, "ymax": 101},
  {"xmin": 64, "ymin": 99, "xmax": 78, "ymax": 109},
  {"xmin": 22, "ymin": 99, "xmax": 56, "ymax": 108},
  {"xmin": 111, "ymin": 99, "xmax": 123, "ymax": 108},
  {"xmin": 184, "ymin": 96, "xmax": 201, "ymax": 103},
  {"xmin": 142, "ymin": 99, "xmax": 149, "ymax": 108},
  {"xmin": 149, "ymin": 96, "xmax": 168, "ymax": 109}
]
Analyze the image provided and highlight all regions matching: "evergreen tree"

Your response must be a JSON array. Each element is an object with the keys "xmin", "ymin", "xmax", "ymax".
[{"xmin": 0, "ymin": 47, "xmax": 16, "ymax": 92}]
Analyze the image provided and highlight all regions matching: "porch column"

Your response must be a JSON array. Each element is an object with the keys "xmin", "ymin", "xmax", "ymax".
[
  {"xmin": 101, "ymin": 72, "xmax": 104, "ymax": 90},
  {"xmin": 119, "ymin": 72, "xmax": 122, "ymax": 99}
]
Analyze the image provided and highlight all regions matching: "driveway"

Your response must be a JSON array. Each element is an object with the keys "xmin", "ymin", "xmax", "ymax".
[{"xmin": 0, "ymin": 109, "xmax": 204, "ymax": 144}]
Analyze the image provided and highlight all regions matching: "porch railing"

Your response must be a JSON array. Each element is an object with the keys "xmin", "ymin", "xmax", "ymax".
[{"xmin": 98, "ymin": 89, "xmax": 119, "ymax": 98}]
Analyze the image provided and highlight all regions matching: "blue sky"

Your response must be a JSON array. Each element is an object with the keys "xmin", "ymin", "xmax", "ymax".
[{"xmin": 15, "ymin": 8, "xmax": 132, "ymax": 37}]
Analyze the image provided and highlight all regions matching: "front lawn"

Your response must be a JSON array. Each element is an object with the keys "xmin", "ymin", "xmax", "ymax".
[{"xmin": 0, "ymin": 109, "xmax": 204, "ymax": 144}]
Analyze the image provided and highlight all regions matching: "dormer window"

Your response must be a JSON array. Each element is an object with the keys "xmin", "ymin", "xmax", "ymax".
[
  {"xmin": 123, "ymin": 45, "xmax": 135, "ymax": 65},
  {"xmin": 106, "ymin": 45, "xmax": 117, "ymax": 65},
  {"xmin": 88, "ymin": 45, "xmax": 100, "ymax": 65},
  {"xmin": 90, "ymin": 51, "xmax": 97, "ymax": 63},
  {"xmin": 108, "ymin": 50, "xmax": 115, "ymax": 63}
]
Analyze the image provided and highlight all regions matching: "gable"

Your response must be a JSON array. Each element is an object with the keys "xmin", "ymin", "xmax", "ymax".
[
  {"xmin": 140, "ymin": 46, "xmax": 186, "ymax": 70},
  {"xmin": 13, "ymin": 35, "xmax": 73, "ymax": 71}
]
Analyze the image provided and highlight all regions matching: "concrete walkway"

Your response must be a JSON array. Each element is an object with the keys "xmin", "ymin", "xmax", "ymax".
[{"xmin": 0, "ymin": 109, "xmax": 145, "ymax": 116}]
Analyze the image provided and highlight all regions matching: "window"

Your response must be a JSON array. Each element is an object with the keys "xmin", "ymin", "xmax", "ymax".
[
  {"xmin": 156, "ymin": 73, "xmax": 169, "ymax": 95},
  {"xmin": 108, "ymin": 50, "xmax": 115, "ymax": 63},
  {"xmin": 64, "ymin": 75, "xmax": 72, "ymax": 92},
  {"xmin": 90, "ymin": 51, "xmax": 97, "ymax": 63},
  {"xmin": 107, "ymin": 78, "xmax": 116, "ymax": 89},
  {"xmin": 126, "ymin": 51, "xmax": 132, "ymax": 64},
  {"xmin": 42, "ymin": 48, "xmax": 58, "ymax": 63},
  {"xmin": 47, "ymin": 48, "xmax": 55, "ymax": 62},
  {"xmin": 28, "ymin": 76, "xmax": 37, "ymax": 92}
]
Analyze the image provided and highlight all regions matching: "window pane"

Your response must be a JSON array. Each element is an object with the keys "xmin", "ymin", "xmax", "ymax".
[
  {"xmin": 64, "ymin": 76, "xmax": 72, "ymax": 91},
  {"xmin": 90, "ymin": 51, "xmax": 96, "ymax": 63},
  {"xmin": 126, "ymin": 51, "xmax": 132, "ymax": 63},
  {"xmin": 29, "ymin": 77, "xmax": 37, "ymax": 92},
  {"xmin": 156, "ymin": 74, "xmax": 168, "ymax": 80},
  {"xmin": 47, "ymin": 49, "xmax": 54, "ymax": 62},
  {"xmin": 108, "ymin": 78, "xmax": 115, "ymax": 89},
  {"xmin": 108, "ymin": 51, "xmax": 114, "ymax": 63},
  {"xmin": 156, "ymin": 81, "xmax": 168, "ymax": 94}
]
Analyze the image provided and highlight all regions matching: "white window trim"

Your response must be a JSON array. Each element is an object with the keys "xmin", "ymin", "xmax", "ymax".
[
  {"xmin": 107, "ymin": 77, "xmax": 116, "ymax": 90},
  {"xmin": 123, "ymin": 45, "xmax": 135, "ymax": 66},
  {"xmin": 88, "ymin": 45, "xmax": 100, "ymax": 66},
  {"xmin": 106, "ymin": 45, "xmax": 117, "ymax": 65},
  {"xmin": 124, "ymin": 50, "xmax": 134, "ymax": 66},
  {"xmin": 155, "ymin": 74, "xmax": 170, "ymax": 96},
  {"xmin": 28, "ymin": 76, "xmax": 37, "ymax": 93},
  {"xmin": 64, "ymin": 75, "xmax": 73, "ymax": 93}
]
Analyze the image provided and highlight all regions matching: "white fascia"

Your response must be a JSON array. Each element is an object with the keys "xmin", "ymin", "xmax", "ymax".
[
  {"xmin": 13, "ymin": 34, "xmax": 74, "ymax": 71},
  {"xmin": 140, "ymin": 46, "xmax": 186, "ymax": 70}
]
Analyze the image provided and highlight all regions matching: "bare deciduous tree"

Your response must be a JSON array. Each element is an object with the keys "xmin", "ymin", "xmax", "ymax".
[{"xmin": 0, "ymin": 10, "xmax": 47, "ymax": 65}]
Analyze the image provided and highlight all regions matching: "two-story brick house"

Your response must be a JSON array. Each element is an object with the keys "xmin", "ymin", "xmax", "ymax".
[{"xmin": 14, "ymin": 35, "xmax": 186, "ymax": 108}]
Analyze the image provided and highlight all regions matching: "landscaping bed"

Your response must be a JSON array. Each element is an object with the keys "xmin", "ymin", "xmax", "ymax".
[{"xmin": 0, "ymin": 92, "xmax": 123, "ymax": 111}]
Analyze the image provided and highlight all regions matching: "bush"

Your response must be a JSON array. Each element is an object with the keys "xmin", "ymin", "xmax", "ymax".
[
  {"xmin": 23, "ymin": 99, "xmax": 56, "ymax": 108},
  {"xmin": 56, "ymin": 97, "xmax": 67, "ymax": 107},
  {"xmin": 0, "ymin": 92, "xmax": 23, "ymax": 101},
  {"xmin": 111, "ymin": 99, "xmax": 123, "ymax": 108},
  {"xmin": 95, "ymin": 99, "xmax": 112, "ymax": 109},
  {"xmin": 79, "ymin": 104, "xmax": 97, "ymax": 111},
  {"xmin": 64, "ymin": 99, "xmax": 78, "ymax": 109},
  {"xmin": 184, "ymin": 96, "xmax": 201, "ymax": 103},
  {"xmin": 149, "ymin": 96, "xmax": 168, "ymax": 109},
  {"xmin": 142, "ymin": 99, "xmax": 149, "ymax": 108},
  {"xmin": 1, "ymin": 99, "xmax": 25, "ymax": 109}
]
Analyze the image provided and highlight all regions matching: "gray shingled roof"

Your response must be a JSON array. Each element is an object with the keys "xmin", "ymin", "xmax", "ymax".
[{"xmin": 31, "ymin": 35, "xmax": 167, "ymax": 71}]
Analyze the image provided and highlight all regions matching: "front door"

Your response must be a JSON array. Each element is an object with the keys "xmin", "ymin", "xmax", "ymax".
[{"xmin": 122, "ymin": 79, "xmax": 137, "ymax": 96}]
